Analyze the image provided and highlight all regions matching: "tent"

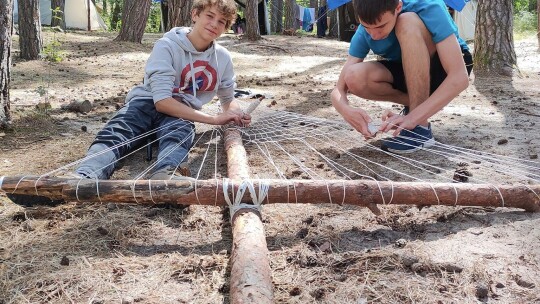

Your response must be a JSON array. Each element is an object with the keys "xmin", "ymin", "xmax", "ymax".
[
  {"xmin": 454, "ymin": 0, "xmax": 477, "ymax": 41},
  {"xmin": 13, "ymin": 0, "xmax": 107, "ymax": 31}
]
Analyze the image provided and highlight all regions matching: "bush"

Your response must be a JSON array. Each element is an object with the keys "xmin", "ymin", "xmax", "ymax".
[{"xmin": 514, "ymin": 11, "xmax": 538, "ymax": 35}]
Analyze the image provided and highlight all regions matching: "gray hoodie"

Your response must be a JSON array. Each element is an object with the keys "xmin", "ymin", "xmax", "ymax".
[{"xmin": 125, "ymin": 27, "xmax": 236, "ymax": 110}]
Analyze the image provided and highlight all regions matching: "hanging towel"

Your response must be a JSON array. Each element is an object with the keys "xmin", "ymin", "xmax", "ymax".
[
  {"xmin": 302, "ymin": 7, "xmax": 315, "ymax": 32},
  {"xmin": 294, "ymin": 4, "xmax": 302, "ymax": 29}
]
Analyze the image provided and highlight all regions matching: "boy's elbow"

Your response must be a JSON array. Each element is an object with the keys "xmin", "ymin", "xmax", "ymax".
[
  {"xmin": 452, "ymin": 70, "xmax": 469, "ymax": 93},
  {"xmin": 458, "ymin": 72, "xmax": 469, "ymax": 92}
]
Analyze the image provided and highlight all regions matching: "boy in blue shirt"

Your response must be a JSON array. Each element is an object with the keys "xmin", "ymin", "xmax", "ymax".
[{"xmin": 330, "ymin": 0, "xmax": 473, "ymax": 153}]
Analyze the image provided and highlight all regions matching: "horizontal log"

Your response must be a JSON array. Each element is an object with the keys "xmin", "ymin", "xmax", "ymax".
[{"xmin": 1, "ymin": 176, "xmax": 539, "ymax": 212}]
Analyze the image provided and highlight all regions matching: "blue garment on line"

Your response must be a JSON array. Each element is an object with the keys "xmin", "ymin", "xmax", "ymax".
[{"xmin": 302, "ymin": 7, "xmax": 312, "ymax": 32}]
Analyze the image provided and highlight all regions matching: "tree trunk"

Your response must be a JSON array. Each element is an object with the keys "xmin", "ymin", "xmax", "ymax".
[
  {"xmin": 273, "ymin": 0, "xmax": 283, "ymax": 33},
  {"xmin": 18, "ymin": 0, "xmax": 42, "ymax": 60},
  {"xmin": 1, "ymin": 0, "xmax": 13, "ymax": 128},
  {"xmin": 110, "ymin": 2, "xmax": 121, "ymax": 30},
  {"xmin": 284, "ymin": 0, "xmax": 294, "ymax": 31},
  {"xmin": 167, "ymin": 0, "xmax": 192, "ymax": 31},
  {"xmin": 114, "ymin": 0, "xmax": 151, "ymax": 43},
  {"xmin": 270, "ymin": 0, "xmax": 277, "ymax": 33},
  {"xmin": 473, "ymin": 0, "xmax": 516, "ymax": 76},
  {"xmin": 245, "ymin": 0, "xmax": 261, "ymax": 40},
  {"xmin": 102, "ymin": 0, "xmax": 107, "ymax": 15},
  {"xmin": 537, "ymin": 0, "xmax": 539, "ymax": 51},
  {"xmin": 50, "ymin": 0, "xmax": 66, "ymax": 30},
  {"xmin": 328, "ymin": 7, "xmax": 338, "ymax": 37}
]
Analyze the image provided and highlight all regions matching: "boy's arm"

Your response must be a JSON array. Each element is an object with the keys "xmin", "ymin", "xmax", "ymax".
[
  {"xmin": 414, "ymin": 34, "xmax": 469, "ymax": 122},
  {"xmin": 331, "ymin": 55, "xmax": 374, "ymax": 139},
  {"xmin": 155, "ymin": 97, "xmax": 248, "ymax": 126}
]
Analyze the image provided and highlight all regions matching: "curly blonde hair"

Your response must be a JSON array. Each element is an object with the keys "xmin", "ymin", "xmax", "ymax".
[{"xmin": 192, "ymin": 0, "xmax": 237, "ymax": 29}]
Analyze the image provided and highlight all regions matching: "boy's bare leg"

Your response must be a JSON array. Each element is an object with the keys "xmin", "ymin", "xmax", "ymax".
[
  {"xmin": 344, "ymin": 61, "xmax": 409, "ymax": 105},
  {"xmin": 395, "ymin": 12, "xmax": 437, "ymax": 126}
]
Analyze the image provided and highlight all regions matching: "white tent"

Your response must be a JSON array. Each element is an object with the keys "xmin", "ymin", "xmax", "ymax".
[
  {"xmin": 13, "ymin": 0, "xmax": 107, "ymax": 31},
  {"xmin": 454, "ymin": 0, "xmax": 477, "ymax": 41}
]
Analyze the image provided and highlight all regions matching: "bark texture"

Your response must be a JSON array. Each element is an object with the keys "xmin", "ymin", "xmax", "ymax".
[
  {"xmin": 283, "ymin": 0, "xmax": 295, "ymax": 31},
  {"xmin": 270, "ymin": 0, "xmax": 283, "ymax": 33},
  {"xmin": 114, "ymin": 0, "xmax": 151, "ymax": 43},
  {"xmin": 50, "ymin": 0, "xmax": 66, "ymax": 29},
  {"xmin": 2, "ymin": 177, "xmax": 540, "ymax": 212},
  {"xmin": 537, "ymin": 0, "xmax": 540, "ymax": 51},
  {"xmin": 224, "ymin": 127, "xmax": 274, "ymax": 303},
  {"xmin": 18, "ymin": 0, "xmax": 42, "ymax": 60},
  {"xmin": 245, "ymin": 0, "xmax": 261, "ymax": 40},
  {"xmin": 474, "ymin": 0, "xmax": 516, "ymax": 76},
  {"xmin": 167, "ymin": 0, "xmax": 192, "ymax": 31},
  {"xmin": 0, "ymin": 0, "xmax": 13, "ymax": 128}
]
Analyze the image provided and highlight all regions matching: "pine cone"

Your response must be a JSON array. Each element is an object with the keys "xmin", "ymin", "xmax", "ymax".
[{"xmin": 453, "ymin": 168, "xmax": 472, "ymax": 182}]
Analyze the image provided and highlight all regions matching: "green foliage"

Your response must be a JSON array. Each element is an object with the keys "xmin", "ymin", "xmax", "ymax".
[
  {"xmin": 145, "ymin": 3, "xmax": 163, "ymax": 33},
  {"xmin": 42, "ymin": 39, "xmax": 63, "ymax": 62},
  {"xmin": 513, "ymin": 0, "xmax": 530, "ymax": 12},
  {"xmin": 34, "ymin": 85, "xmax": 47, "ymax": 97},
  {"xmin": 514, "ymin": 11, "xmax": 538, "ymax": 37},
  {"xmin": 42, "ymin": 7, "xmax": 64, "ymax": 62},
  {"xmin": 98, "ymin": 0, "xmax": 163, "ymax": 33}
]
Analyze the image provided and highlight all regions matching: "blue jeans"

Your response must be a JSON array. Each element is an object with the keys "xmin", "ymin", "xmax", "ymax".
[{"xmin": 76, "ymin": 98, "xmax": 195, "ymax": 179}]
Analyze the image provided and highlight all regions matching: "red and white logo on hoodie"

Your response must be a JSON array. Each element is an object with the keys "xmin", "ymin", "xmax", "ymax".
[{"xmin": 175, "ymin": 60, "xmax": 218, "ymax": 94}]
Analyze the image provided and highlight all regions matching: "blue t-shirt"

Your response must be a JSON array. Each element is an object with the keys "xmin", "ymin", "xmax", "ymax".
[{"xmin": 349, "ymin": 0, "xmax": 469, "ymax": 61}]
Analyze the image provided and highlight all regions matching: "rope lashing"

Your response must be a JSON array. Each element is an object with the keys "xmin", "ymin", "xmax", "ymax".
[{"xmin": 223, "ymin": 178, "xmax": 270, "ymax": 222}]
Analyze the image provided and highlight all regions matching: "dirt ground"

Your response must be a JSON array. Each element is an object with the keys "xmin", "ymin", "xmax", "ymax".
[{"xmin": 1, "ymin": 30, "xmax": 540, "ymax": 303}]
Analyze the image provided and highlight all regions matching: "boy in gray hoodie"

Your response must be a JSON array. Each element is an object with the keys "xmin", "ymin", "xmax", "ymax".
[{"xmin": 76, "ymin": 0, "xmax": 248, "ymax": 180}]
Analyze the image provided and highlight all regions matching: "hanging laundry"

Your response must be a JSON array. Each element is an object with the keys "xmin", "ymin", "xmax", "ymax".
[
  {"xmin": 302, "ymin": 7, "xmax": 315, "ymax": 32},
  {"xmin": 293, "ymin": 4, "xmax": 302, "ymax": 30}
]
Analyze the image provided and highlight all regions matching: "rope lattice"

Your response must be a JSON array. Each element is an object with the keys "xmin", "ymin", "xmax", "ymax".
[{"xmin": 6, "ymin": 100, "xmax": 539, "ymax": 210}]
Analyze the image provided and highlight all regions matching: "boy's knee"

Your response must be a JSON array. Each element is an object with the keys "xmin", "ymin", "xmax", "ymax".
[{"xmin": 344, "ymin": 66, "xmax": 369, "ymax": 92}]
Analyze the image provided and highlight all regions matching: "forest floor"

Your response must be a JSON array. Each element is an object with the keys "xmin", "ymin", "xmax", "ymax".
[{"xmin": 1, "ymin": 30, "xmax": 540, "ymax": 303}]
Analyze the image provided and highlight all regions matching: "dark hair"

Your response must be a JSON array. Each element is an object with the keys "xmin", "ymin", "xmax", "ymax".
[{"xmin": 352, "ymin": 0, "xmax": 399, "ymax": 24}]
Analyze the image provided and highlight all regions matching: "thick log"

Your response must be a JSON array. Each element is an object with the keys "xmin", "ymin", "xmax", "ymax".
[
  {"xmin": 224, "ymin": 127, "xmax": 274, "ymax": 304},
  {"xmin": 1, "ymin": 176, "xmax": 539, "ymax": 212},
  {"xmin": 61, "ymin": 99, "xmax": 92, "ymax": 113}
]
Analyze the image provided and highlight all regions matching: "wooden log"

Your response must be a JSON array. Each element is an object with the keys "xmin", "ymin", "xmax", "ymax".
[
  {"xmin": 224, "ymin": 127, "xmax": 274, "ymax": 304},
  {"xmin": 61, "ymin": 99, "xmax": 93, "ymax": 113},
  {"xmin": 1, "ymin": 176, "xmax": 539, "ymax": 212}
]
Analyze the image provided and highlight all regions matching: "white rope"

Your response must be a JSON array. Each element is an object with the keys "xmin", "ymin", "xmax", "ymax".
[{"xmin": 223, "ymin": 178, "xmax": 270, "ymax": 222}]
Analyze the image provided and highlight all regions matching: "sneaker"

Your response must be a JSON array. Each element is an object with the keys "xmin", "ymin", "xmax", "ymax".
[
  {"xmin": 381, "ymin": 123, "xmax": 435, "ymax": 154},
  {"xmin": 147, "ymin": 164, "xmax": 194, "ymax": 181}
]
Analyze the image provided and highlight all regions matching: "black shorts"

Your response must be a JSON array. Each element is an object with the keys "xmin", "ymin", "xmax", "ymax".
[{"xmin": 379, "ymin": 50, "xmax": 473, "ymax": 94}]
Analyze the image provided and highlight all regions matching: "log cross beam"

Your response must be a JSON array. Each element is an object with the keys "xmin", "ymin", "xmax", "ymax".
[
  {"xmin": 1, "ymin": 177, "xmax": 539, "ymax": 212},
  {"xmin": 223, "ymin": 126, "xmax": 274, "ymax": 304}
]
